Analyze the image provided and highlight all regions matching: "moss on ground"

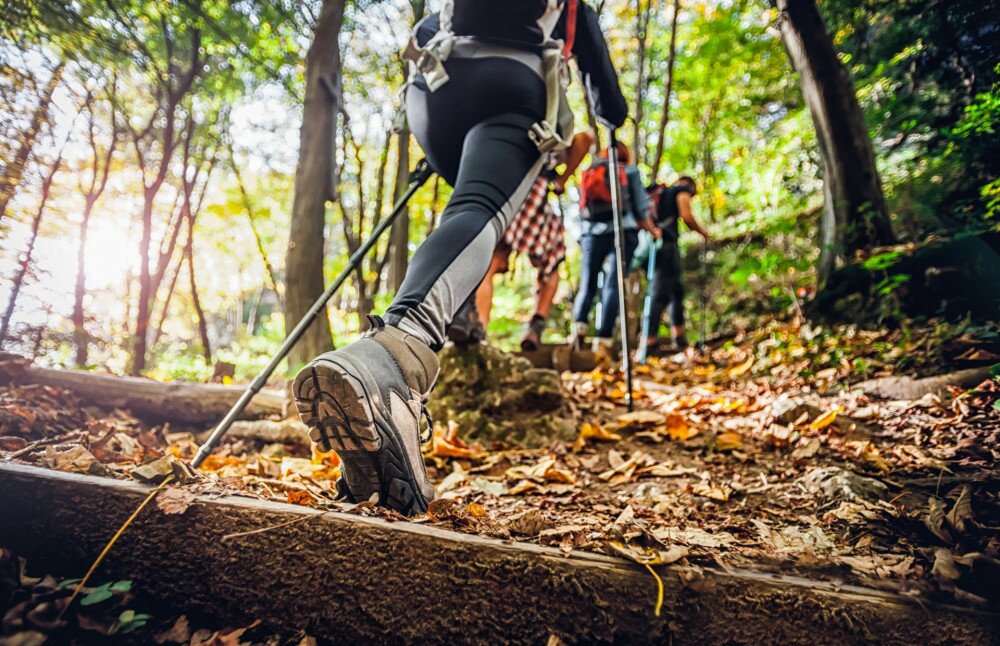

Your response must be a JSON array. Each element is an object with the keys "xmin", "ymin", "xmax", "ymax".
[{"xmin": 429, "ymin": 344, "xmax": 576, "ymax": 447}]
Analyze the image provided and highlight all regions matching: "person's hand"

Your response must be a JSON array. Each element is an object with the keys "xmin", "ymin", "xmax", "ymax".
[
  {"xmin": 651, "ymin": 226, "xmax": 662, "ymax": 240},
  {"xmin": 550, "ymin": 177, "xmax": 566, "ymax": 195},
  {"xmin": 700, "ymin": 230, "xmax": 711, "ymax": 243}
]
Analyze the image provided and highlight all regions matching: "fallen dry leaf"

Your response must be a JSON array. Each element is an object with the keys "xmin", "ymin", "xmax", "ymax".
[
  {"xmin": 714, "ymin": 431, "xmax": 743, "ymax": 452},
  {"xmin": 808, "ymin": 407, "xmax": 843, "ymax": 432},
  {"xmin": 156, "ymin": 486, "xmax": 198, "ymax": 515},
  {"xmin": 727, "ymin": 356, "xmax": 754, "ymax": 379},
  {"xmin": 286, "ymin": 490, "xmax": 316, "ymax": 506}
]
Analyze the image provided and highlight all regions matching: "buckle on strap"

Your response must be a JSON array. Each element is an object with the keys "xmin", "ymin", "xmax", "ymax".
[
  {"xmin": 529, "ymin": 121, "xmax": 563, "ymax": 154},
  {"xmin": 403, "ymin": 34, "xmax": 453, "ymax": 92}
]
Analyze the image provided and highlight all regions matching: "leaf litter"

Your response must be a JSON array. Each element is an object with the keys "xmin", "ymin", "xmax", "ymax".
[{"xmin": 2, "ymin": 318, "xmax": 999, "ymax": 610}]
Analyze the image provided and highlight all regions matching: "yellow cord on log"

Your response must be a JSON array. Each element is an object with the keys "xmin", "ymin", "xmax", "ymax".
[
  {"xmin": 644, "ymin": 563, "xmax": 664, "ymax": 617},
  {"xmin": 58, "ymin": 475, "xmax": 175, "ymax": 619}
]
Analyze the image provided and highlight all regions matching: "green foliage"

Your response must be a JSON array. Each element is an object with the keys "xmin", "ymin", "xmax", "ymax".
[
  {"xmin": 80, "ymin": 580, "xmax": 131, "ymax": 607},
  {"xmin": 821, "ymin": 0, "xmax": 1000, "ymax": 227}
]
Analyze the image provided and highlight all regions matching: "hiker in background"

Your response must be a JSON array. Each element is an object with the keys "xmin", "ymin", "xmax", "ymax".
[
  {"xmin": 450, "ymin": 130, "xmax": 596, "ymax": 351},
  {"xmin": 292, "ymin": 1, "xmax": 628, "ymax": 515},
  {"xmin": 570, "ymin": 142, "xmax": 656, "ymax": 360},
  {"xmin": 643, "ymin": 176, "xmax": 710, "ymax": 352}
]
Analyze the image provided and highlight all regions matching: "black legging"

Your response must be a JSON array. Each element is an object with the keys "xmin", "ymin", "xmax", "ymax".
[
  {"xmin": 383, "ymin": 58, "xmax": 546, "ymax": 350},
  {"xmin": 646, "ymin": 241, "xmax": 685, "ymax": 333}
]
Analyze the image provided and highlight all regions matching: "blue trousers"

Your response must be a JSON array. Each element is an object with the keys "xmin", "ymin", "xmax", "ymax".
[{"xmin": 572, "ymin": 231, "xmax": 639, "ymax": 338}]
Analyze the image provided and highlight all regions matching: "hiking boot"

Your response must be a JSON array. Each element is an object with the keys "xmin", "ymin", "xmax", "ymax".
[
  {"xmin": 568, "ymin": 321, "xmax": 588, "ymax": 351},
  {"xmin": 447, "ymin": 300, "xmax": 486, "ymax": 347},
  {"xmin": 672, "ymin": 335, "xmax": 689, "ymax": 351},
  {"xmin": 293, "ymin": 316, "xmax": 439, "ymax": 515},
  {"xmin": 591, "ymin": 337, "xmax": 614, "ymax": 364},
  {"xmin": 520, "ymin": 314, "xmax": 546, "ymax": 351}
]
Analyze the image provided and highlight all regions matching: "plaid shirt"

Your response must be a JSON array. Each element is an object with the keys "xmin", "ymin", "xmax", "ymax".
[{"xmin": 502, "ymin": 175, "xmax": 567, "ymax": 277}]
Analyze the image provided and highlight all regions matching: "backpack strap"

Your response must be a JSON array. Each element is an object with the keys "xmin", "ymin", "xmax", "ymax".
[{"xmin": 562, "ymin": 0, "xmax": 578, "ymax": 60}]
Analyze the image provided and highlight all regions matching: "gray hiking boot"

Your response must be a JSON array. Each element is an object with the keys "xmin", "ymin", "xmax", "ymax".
[{"xmin": 292, "ymin": 316, "xmax": 439, "ymax": 515}]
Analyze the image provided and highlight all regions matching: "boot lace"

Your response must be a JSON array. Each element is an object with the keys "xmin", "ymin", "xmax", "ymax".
[{"xmin": 419, "ymin": 402, "xmax": 434, "ymax": 444}]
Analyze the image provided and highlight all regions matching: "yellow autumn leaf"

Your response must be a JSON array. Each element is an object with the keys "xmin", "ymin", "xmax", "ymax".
[
  {"xmin": 715, "ymin": 431, "xmax": 743, "ymax": 452},
  {"xmin": 664, "ymin": 413, "xmax": 697, "ymax": 441},
  {"xmin": 808, "ymin": 407, "xmax": 843, "ymax": 431},
  {"xmin": 727, "ymin": 356, "xmax": 754, "ymax": 379},
  {"xmin": 580, "ymin": 422, "xmax": 622, "ymax": 442},
  {"xmin": 617, "ymin": 410, "xmax": 666, "ymax": 427}
]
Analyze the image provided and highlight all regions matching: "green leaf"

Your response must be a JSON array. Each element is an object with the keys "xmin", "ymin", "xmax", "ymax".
[
  {"xmin": 110, "ymin": 580, "xmax": 133, "ymax": 593},
  {"xmin": 989, "ymin": 362, "xmax": 1000, "ymax": 378},
  {"xmin": 80, "ymin": 587, "xmax": 114, "ymax": 606}
]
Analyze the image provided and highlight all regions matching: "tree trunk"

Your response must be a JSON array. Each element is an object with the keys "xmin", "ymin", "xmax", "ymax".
[
  {"xmin": 129, "ymin": 30, "xmax": 202, "ymax": 375},
  {"xmin": 230, "ymin": 145, "xmax": 280, "ymax": 298},
  {"xmin": 0, "ymin": 63, "xmax": 64, "ymax": 225},
  {"xmin": 3, "ymin": 363, "xmax": 285, "ymax": 423},
  {"xmin": 0, "ymin": 136, "xmax": 69, "ymax": 347},
  {"xmin": 185, "ymin": 213, "xmax": 212, "ymax": 362},
  {"xmin": 650, "ymin": 0, "xmax": 681, "ymax": 179},
  {"xmin": 131, "ymin": 192, "xmax": 156, "ymax": 374},
  {"xmin": 631, "ymin": 0, "xmax": 654, "ymax": 164},
  {"xmin": 74, "ymin": 92, "xmax": 120, "ymax": 367},
  {"xmin": 284, "ymin": 0, "xmax": 345, "ymax": 372},
  {"xmin": 72, "ymin": 197, "xmax": 97, "ymax": 365},
  {"xmin": 774, "ymin": 0, "xmax": 895, "ymax": 287},
  {"xmin": 152, "ymin": 251, "xmax": 185, "ymax": 347},
  {"xmin": 386, "ymin": 0, "xmax": 426, "ymax": 295},
  {"xmin": 387, "ymin": 128, "xmax": 411, "ymax": 293}
]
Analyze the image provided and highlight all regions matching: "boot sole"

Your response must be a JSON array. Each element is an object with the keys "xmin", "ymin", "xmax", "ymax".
[{"xmin": 293, "ymin": 360, "xmax": 429, "ymax": 515}]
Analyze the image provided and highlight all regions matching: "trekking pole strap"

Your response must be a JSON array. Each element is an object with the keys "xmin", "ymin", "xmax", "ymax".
[{"xmin": 191, "ymin": 160, "xmax": 434, "ymax": 469}]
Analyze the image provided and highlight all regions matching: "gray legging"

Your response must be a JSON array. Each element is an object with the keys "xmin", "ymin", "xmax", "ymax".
[{"xmin": 383, "ymin": 57, "xmax": 546, "ymax": 350}]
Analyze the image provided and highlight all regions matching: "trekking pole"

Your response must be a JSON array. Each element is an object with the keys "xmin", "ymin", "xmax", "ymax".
[
  {"xmin": 636, "ymin": 231, "xmax": 657, "ymax": 365},
  {"xmin": 191, "ymin": 159, "xmax": 434, "ymax": 469},
  {"xmin": 699, "ymin": 238, "xmax": 708, "ymax": 352},
  {"xmin": 606, "ymin": 130, "xmax": 634, "ymax": 411}
]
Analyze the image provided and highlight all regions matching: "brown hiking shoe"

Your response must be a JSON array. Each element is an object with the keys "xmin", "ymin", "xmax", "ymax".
[{"xmin": 293, "ymin": 316, "xmax": 439, "ymax": 515}]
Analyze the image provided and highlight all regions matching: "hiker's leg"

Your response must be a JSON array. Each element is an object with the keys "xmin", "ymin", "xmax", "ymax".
[
  {"xmin": 572, "ymin": 234, "xmax": 609, "ymax": 326},
  {"xmin": 294, "ymin": 57, "xmax": 545, "ymax": 515},
  {"xmin": 475, "ymin": 247, "xmax": 510, "ymax": 326},
  {"xmin": 521, "ymin": 265, "xmax": 561, "ymax": 351},
  {"xmin": 595, "ymin": 231, "xmax": 639, "ymax": 338},
  {"xmin": 384, "ymin": 113, "xmax": 545, "ymax": 348},
  {"xmin": 534, "ymin": 267, "xmax": 560, "ymax": 318},
  {"xmin": 646, "ymin": 243, "xmax": 676, "ymax": 342}
]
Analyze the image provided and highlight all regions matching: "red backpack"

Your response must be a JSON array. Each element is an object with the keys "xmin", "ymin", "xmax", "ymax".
[{"xmin": 579, "ymin": 160, "xmax": 628, "ymax": 221}]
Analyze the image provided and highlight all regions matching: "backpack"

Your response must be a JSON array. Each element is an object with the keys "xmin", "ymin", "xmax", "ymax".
[
  {"xmin": 579, "ymin": 160, "xmax": 629, "ymax": 221},
  {"xmin": 403, "ymin": 0, "xmax": 578, "ymax": 153}
]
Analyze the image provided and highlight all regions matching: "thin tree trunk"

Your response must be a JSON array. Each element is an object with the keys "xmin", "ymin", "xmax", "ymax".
[
  {"xmin": 129, "ymin": 29, "xmax": 201, "ymax": 375},
  {"xmin": 650, "ymin": 0, "xmax": 681, "ymax": 178},
  {"xmin": 73, "ymin": 88, "xmax": 120, "ymax": 366},
  {"xmin": 185, "ymin": 212, "xmax": 211, "ymax": 362},
  {"xmin": 0, "ymin": 137, "xmax": 68, "ymax": 347},
  {"xmin": 230, "ymin": 144, "xmax": 280, "ymax": 298},
  {"xmin": 0, "ymin": 63, "xmax": 64, "ymax": 225},
  {"xmin": 774, "ymin": 0, "xmax": 895, "ymax": 287},
  {"xmin": 631, "ymin": 0, "xmax": 654, "ymax": 164},
  {"xmin": 387, "ymin": 127, "xmax": 411, "ymax": 293},
  {"xmin": 72, "ymin": 197, "xmax": 97, "ymax": 365},
  {"xmin": 386, "ymin": 0, "xmax": 427, "ymax": 294},
  {"xmin": 284, "ymin": 0, "xmax": 346, "ymax": 371},
  {"xmin": 152, "ymin": 250, "xmax": 186, "ymax": 347}
]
